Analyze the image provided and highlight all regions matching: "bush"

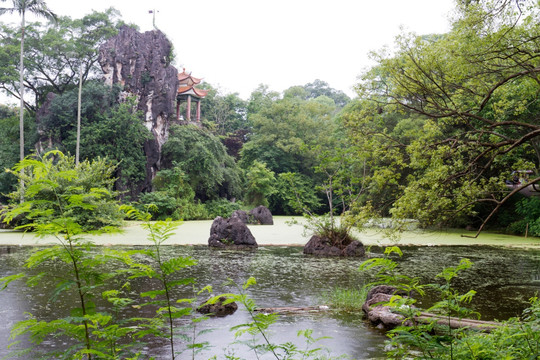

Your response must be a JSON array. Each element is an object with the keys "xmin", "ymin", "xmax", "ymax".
[
  {"xmin": 2, "ymin": 151, "xmax": 123, "ymax": 231},
  {"xmin": 138, "ymin": 166, "xmax": 208, "ymax": 220},
  {"xmin": 204, "ymin": 198, "xmax": 242, "ymax": 218},
  {"xmin": 507, "ymin": 197, "xmax": 540, "ymax": 236}
]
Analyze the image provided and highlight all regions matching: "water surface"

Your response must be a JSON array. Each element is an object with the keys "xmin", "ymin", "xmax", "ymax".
[{"xmin": 1, "ymin": 244, "xmax": 539, "ymax": 359}]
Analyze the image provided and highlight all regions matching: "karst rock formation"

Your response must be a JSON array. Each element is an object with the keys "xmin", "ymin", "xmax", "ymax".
[{"xmin": 99, "ymin": 26, "xmax": 179, "ymax": 193}]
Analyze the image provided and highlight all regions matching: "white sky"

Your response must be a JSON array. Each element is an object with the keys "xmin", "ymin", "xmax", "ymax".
[{"xmin": 3, "ymin": 0, "xmax": 455, "ymax": 100}]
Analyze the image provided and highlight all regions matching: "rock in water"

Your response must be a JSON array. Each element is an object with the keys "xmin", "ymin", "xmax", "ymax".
[
  {"xmin": 303, "ymin": 235, "xmax": 365, "ymax": 257},
  {"xmin": 231, "ymin": 209, "xmax": 249, "ymax": 224},
  {"xmin": 208, "ymin": 216, "xmax": 258, "ymax": 249},
  {"xmin": 98, "ymin": 26, "xmax": 179, "ymax": 196},
  {"xmin": 197, "ymin": 296, "xmax": 238, "ymax": 317},
  {"xmin": 249, "ymin": 205, "xmax": 273, "ymax": 225}
]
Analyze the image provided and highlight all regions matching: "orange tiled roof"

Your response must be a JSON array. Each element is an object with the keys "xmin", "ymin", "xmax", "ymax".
[
  {"xmin": 178, "ymin": 68, "xmax": 202, "ymax": 86},
  {"xmin": 178, "ymin": 85, "xmax": 208, "ymax": 98}
]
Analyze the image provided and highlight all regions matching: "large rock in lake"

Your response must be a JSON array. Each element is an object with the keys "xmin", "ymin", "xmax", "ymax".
[
  {"xmin": 208, "ymin": 216, "xmax": 258, "ymax": 249},
  {"xmin": 249, "ymin": 205, "xmax": 273, "ymax": 225},
  {"xmin": 303, "ymin": 235, "xmax": 365, "ymax": 257}
]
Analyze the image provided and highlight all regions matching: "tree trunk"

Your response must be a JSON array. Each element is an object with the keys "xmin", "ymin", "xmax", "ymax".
[
  {"xmin": 76, "ymin": 64, "xmax": 82, "ymax": 165},
  {"xmin": 18, "ymin": 10, "xmax": 26, "ymax": 202}
]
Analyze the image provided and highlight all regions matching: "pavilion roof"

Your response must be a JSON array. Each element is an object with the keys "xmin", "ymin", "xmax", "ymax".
[
  {"xmin": 178, "ymin": 85, "xmax": 208, "ymax": 98},
  {"xmin": 178, "ymin": 68, "xmax": 202, "ymax": 86}
]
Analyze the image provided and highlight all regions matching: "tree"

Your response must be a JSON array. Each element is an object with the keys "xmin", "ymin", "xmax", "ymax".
[
  {"xmin": 303, "ymin": 79, "xmax": 351, "ymax": 108},
  {"xmin": 0, "ymin": 0, "xmax": 56, "ymax": 164},
  {"xmin": 240, "ymin": 91, "xmax": 337, "ymax": 176},
  {"xmin": 268, "ymin": 172, "xmax": 321, "ymax": 215},
  {"xmin": 39, "ymin": 83, "xmax": 150, "ymax": 198},
  {"xmin": 0, "ymin": 8, "xmax": 121, "ymax": 113},
  {"xmin": 244, "ymin": 160, "xmax": 275, "ymax": 207},
  {"xmin": 355, "ymin": 0, "xmax": 540, "ymax": 234},
  {"xmin": 199, "ymin": 83, "xmax": 248, "ymax": 136},
  {"xmin": 162, "ymin": 125, "xmax": 242, "ymax": 201},
  {"xmin": 3, "ymin": 151, "xmax": 124, "ymax": 231},
  {"xmin": 0, "ymin": 0, "xmax": 56, "ymax": 200},
  {"xmin": 138, "ymin": 166, "xmax": 207, "ymax": 220}
]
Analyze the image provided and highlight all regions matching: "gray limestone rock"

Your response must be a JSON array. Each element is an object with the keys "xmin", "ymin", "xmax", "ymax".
[
  {"xmin": 98, "ymin": 26, "xmax": 179, "ymax": 195},
  {"xmin": 208, "ymin": 216, "xmax": 258, "ymax": 249},
  {"xmin": 248, "ymin": 205, "xmax": 273, "ymax": 225}
]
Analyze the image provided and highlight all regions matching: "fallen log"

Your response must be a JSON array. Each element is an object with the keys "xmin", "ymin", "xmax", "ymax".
[
  {"xmin": 414, "ymin": 312, "xmax": 500, "ymax": 332},
  {"xmin": 363, "ymin": 285, "xmax": 501, "ymax": 332}
]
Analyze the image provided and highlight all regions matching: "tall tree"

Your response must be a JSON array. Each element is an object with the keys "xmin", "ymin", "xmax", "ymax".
[
  {"xmin": 355, "ymin": 0, "xmax": 540, "ymax": 234},
  {"xmin": 0, "ymin": 9, "xmax": 121, "ymax": 112},
  {"xmin": 0, "ymin": 0, "xmax": 56, "ymax": 164}
]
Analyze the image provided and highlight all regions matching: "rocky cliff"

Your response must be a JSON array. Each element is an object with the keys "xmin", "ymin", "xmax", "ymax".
[{"xmin": 98, "ymin": 26, "xmax": 179, "ymax": 192}]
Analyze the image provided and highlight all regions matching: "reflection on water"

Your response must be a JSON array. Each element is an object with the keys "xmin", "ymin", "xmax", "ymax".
[{"xmin": 0, "ymin": 245, "xmax": 539, "ymax": 359}]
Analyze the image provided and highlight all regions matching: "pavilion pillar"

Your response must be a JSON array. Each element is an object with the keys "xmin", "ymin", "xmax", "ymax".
[
  {"xmin": 196, "ymin": 100, "xmax": 201, "ymax": 122},
  {"xmin": 186, "ymin": 95, "xmax": 192, "ymax": 121},
  {"xmin": 176, "ymin": 100, "xmax": 180, "ymax": 120}
]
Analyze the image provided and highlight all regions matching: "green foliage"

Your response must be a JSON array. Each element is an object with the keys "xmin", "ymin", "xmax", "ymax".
[
  {"xmin": 138, "ymin": 166, "xmax": 207, "ymax": 220},
  {"xmin": 0, "ymin": 8, "xmax": 121, "ymax": 111},
  {"xmin": 321, "ymin": 286, "xmax": 368, "ymax": 313},
  {"xmin": 445, "ymin": 296, "xmax": 540, "ymax": 360},
  {"xmin": 240, "ymin": 91, "xmax": 336, "ymax": 176},
  {"xmin": 162, "ymin": 124, "xmax": 243, "ymax": 201},
  {"xmin": 204, "ymin": 198, "xmax": 242, "ymax": 218},
  {"xmin": 359, "ymin": 247, "xmax": 540, "ymax": 359},
  {"xmin": 0, "ymin": 105, "xmax": 36, "ymax": 203},
  {"xmin": 244, "ymin": 160, "xmax": 275, "ymax": 207},
  {"xmin": 299, "ymin": 145, "xmax": 374, "ymax": 248},
  {"xmin": 79, "ymin": 95, "xmax": 150, "ymax": 196},
  {"xmin": 199, "ymin": 83, "xmax": 248, "ymax": 136},
  {"xmin": 302, "ymin": 79, "xmax": 351, "ymax": 108},
  {"xmin": 0, "ymin": 152, "xmax": 145, "ymax": 359},
  {"xmin": 39, "ymin": 83, "xmax": 149, "ymax": 197},
  {"xmin": 2, "ymin": 151, "xmax": 123, "ymax": 231},
  {"xmin": 506, "ymin": 196, "xmax": 540, "ymax": 236},
  {"xmin": 268, "ymin": 172, "xmax": 321, "ymax": 215},
  {"xmin": 352, "ymin": 0, "xmax": 540, "ymax": 231}
]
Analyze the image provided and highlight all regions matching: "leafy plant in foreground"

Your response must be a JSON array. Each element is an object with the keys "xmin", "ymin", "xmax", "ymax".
[
  {"xmin": 361, "ymin": 247, "xmax": 487, "ymax": 359},
  {"xmin": 1, "ymin": 153, "xmax": 141, "ymax": 359},
  {"xmin": 124, "ymin": 208, "xmax": 209, "ymax": 359}
]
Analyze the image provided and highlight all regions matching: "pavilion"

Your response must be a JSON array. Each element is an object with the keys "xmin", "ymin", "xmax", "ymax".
[{"xmin": 176, "ymin": 68, "xmax": 208, "ymax": 122}]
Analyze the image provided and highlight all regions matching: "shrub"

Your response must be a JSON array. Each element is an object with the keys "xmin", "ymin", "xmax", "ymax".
[
  {"xmin": 138, "ymin": 166, "xmax": 208, "ymax": 220},
  {"xmin": 204, "ymin": 198, "xmax": 242, "ymax": 218},
  {"xmin": 2, "ymin": 151, "xmax": 123, "ymax": 231}
]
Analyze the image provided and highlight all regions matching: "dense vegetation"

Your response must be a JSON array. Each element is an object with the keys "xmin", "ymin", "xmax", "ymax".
[{"xmin": 0, "ymin": 2, "xmax": 539, "ymax": 230}]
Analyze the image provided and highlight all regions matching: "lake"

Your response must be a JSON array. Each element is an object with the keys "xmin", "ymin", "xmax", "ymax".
[{"xmin": 1, "ymin": 240, "xmax": 539, "ymax": 359}]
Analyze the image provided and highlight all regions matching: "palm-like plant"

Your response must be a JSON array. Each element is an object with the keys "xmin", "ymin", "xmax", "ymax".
[{"xmin": 0, "ymin": 0, "xmax": 56, "ymax": 199}]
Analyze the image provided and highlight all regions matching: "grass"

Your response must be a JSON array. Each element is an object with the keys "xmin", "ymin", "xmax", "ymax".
[{"xmin": 321, "ymin": 286, "xmax": 368, "ymax": 312}]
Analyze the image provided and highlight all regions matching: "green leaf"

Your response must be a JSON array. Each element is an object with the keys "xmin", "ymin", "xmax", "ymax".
[{"xmin": 0, "ymin": 272, "xmax": 25, "ymax": 290}]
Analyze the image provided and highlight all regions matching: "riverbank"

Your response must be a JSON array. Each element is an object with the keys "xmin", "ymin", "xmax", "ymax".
[{"xmin": 0, "ymin": 216, "xmax": 539, "ymax": 248}]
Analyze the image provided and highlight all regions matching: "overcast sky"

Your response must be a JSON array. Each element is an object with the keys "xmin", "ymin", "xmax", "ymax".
[{"xmin": 3, "ymin": 0, "xmax": 455, "ymax": 100}]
